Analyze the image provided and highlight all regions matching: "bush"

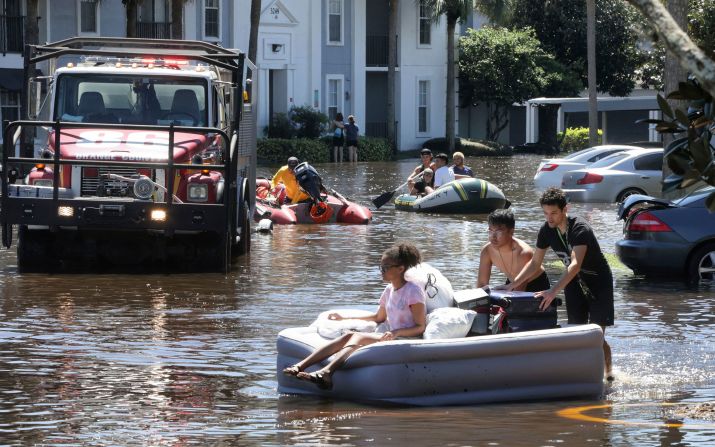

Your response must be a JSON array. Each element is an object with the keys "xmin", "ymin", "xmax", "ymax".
[
  {"xmin": 291, "ymin": 105, "xmax": 328, "ymax": 139},
  {"xmin": 422, "ymin": 137, "xmax": 512, "ymax": 156},
  {"xmin": 264, "ymin": 112, "xmax": 294, "ymax": 139},
  {"xmin": 358, "ymin": 137, "xmax": 392, "ymax": 161},
  {"xmin": 257, "ymin": 138, "xmax": 329, "ymax": 165},
  {"xmin": 558, "ymin": 127, "xmax": 603, "ymax": 153}
]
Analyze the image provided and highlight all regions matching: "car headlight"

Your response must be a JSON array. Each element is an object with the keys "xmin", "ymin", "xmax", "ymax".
[
  {"xmin": 33, "ymin": 179, "xmax": 53, "ymax": 187},
  {"xmin": 187, "ymin": 183, "xmax": 209, "ymax": 202}
]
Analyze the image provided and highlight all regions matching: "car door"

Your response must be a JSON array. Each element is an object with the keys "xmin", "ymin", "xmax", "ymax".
[{"xmin": 632, "ymin": 152, "xmax": 663, "ymax": 195}]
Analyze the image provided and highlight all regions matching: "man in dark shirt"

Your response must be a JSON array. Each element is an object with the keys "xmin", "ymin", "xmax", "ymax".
[{"xmin": 508, "ymin": 187, "xmax": 614, "ymax": 380}]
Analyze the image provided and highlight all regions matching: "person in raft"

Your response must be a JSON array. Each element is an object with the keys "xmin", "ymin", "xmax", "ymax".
[
  {"xmin": 408, "ymin": 148, "xmax": 436, "ymax": 181},
  {"xmin": 408, "ymin": 168, "xmax": 434, "ymax": 196},
  {"xmin": 269, "ymin": 156, "xmax": 310, "ymax": 204},
  {"xmin": 477, "ymin": 209, "xmax": 550, "ymax": 292},
  {"xmin": 283, "ymin": 242, "xmax": 427, "ymax": 390},
  {"xmin": 506, "ymin": 187, "xmax": 614, "ymax": 380}
]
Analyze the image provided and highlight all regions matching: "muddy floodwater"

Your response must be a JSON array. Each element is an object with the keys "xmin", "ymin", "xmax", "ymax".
[{"xmin": 1, "ymin": 155, "xmax": 714, "ymax": 446}]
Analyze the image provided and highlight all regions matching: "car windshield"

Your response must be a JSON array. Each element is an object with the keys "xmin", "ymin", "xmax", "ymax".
[
  {"xmin": 588, "ymin": 152, "xmax": 630, "ymax": 169},
  {"xmin": 55, "ymin": 74, "xmax": 208, "ymax": 126}
]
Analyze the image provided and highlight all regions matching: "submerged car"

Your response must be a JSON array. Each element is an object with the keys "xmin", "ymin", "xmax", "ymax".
[
  {"xmin": 615, "ymin": 187, "xmax": 715, "ymax": 281},
  {"xmin": 533, "ymin": 145, "xmax": 640, "ymax": 190},
  {"xmin": 561, "ymin": 148, "xmax": 664, "ymax": 203}
]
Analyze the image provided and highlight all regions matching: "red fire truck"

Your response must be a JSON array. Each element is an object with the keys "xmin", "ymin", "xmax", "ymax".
[{"xmin": 1, "ymin": 37, "xmax": 256, "ymax": 273}]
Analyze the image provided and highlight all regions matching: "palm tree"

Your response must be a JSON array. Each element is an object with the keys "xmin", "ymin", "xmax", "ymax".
[
  {"xmin": 248, "ymin": 0, "xmax": 262, "ymax": 63},
  {"xmin": 586, "ymin": 0, "xmax": 597, "ymax": 146},
  {"xmin": 20, "ymin": 0, "xmax": 40, "ymax": 157},
  {"xmin": 122, "ymin": 0, "xmax": 141, "ymax": 37},
  {"xmin": 422, "ymin": 0, "xmax": 473, "ymax": 154},
  {"xmin": 170, "ymin": 0, "xmax": 187, "ymax": 39}
]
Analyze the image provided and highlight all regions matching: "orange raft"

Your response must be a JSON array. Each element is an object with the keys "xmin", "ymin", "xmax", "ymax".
[{"xmin": 255, "ymin": 178, "xmax": 372, "ymax": 225}]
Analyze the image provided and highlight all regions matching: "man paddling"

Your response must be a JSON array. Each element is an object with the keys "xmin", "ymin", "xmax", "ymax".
[
  {"xmin": 507, "ymin": 187, "xmax": 614, "ymax": 380},
  {"xmin": 477, "ymin": 209, "xmax": 550, "ymax": 292}
]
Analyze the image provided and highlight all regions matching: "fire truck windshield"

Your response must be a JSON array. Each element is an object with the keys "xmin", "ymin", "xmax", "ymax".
[{"xmin": 55, "ymin": 74, "xmax": 208, "ymax": 127}]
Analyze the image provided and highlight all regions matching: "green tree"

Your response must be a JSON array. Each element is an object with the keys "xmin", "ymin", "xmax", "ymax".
[
  {"xmin": 506, "ymin": 0, "xmax": 643, "ymax": 148},
  {"xmin": 422, "ymin": 0, "xmax": 476, "ymax": 154},
  {"xmin": 626, "ymin": 0, "xmax": 715, "ymax": 208},
  {"xmin": 459, "ymin": 27, "xmax": 579, "ymax": 141}
]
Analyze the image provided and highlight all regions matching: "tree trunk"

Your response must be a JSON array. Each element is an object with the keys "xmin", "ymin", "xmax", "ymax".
[
  {"xmin": 248, "ymin": 0, "xmax": 261, "ymax": 63},
  {"xmin": 662, "ymin": 0, "xmax": 689, "ymax": 198},
  {"xmin": 387, "ymin": 0, "xmax": 399, "ymax": 154},
  {"xmin": 625, "ymin": 0, "xmax": 715, "ymax": 99},
  {"xmin": 171, "ymin": 0, "xmax": 184, "ymax": 40},
  {"xmin": 446, "ymin": 18, "xmax": 456, "ymax": 154},
  {"xmin": 586, "ymin": 0, "xmax": 598, "ymax": 146},
  {"xmin": 126, "ymin": 1, "xmax": 138, "ymax": 38},
  {"xmin": 20, "ymin": 0, "xmax": 40, "ymax": 158}
]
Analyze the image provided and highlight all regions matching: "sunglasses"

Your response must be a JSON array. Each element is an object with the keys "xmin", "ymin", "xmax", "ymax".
[{"xmin": 379, "ymin": 264, "xmax": 400, "ymax": 274}]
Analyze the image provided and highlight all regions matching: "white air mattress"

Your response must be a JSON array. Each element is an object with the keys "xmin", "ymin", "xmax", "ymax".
[{"xmin": 277, "ymin": 324, "xmax": 605, "ymax": 406}]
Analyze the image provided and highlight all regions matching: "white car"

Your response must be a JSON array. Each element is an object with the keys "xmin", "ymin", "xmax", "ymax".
[
  {"xmin": 561, "ymin": 148, "xmax": 664, "ymax": 203},
  {"xmin": 533, "ymin": 145, "xmax": 642, "ymax": 190}
]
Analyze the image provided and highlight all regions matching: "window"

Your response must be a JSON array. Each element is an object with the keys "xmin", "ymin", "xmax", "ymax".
[
  {"xmin": 417, "ymin": 80, "xmax": 429, "ymax": 133},
  {"xmin": 634, "ymin": 153, "xmax": 663, "ymax": 171},
  {"xmin": 204, "ymin": 0, "xmax": 220, "ymax": 40},
  {"xmin": 0, "ymin": 89, "xmax": 20, "ymax": 124},
  {"xmin": 419, "ymin": 2, "xmax": 431, "ymax": 46},
  {"xmin": 78, "ymin": 0, "xmax": 99, "ymax": 35},
  {"xmin": 327, "ymin": 0, "xmax": 343, "ymax": 45},
  {"xmin": 326, "ymin": 76, "xmax": 343, "ymax": 121}
]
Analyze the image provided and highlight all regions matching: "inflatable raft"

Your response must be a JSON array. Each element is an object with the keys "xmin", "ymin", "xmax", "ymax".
[
  {"xmin": 394, "ymin": 178, "xmax": 509, "ymax": 213},
  {"xmin": 255, "ymin": 178, "xmax": 372, "ymax": 225},
  {"xmin": 277, "ymin": 324, "xmax": 605, "ymax": 406}
]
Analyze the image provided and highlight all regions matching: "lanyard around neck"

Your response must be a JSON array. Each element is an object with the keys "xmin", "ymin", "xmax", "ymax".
[{"xmin": 556, "ymin": 225, "xmax": 569, "ymax": 251}]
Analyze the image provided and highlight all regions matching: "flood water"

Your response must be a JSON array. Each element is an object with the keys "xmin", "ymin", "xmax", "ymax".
[{"xmin": 1, "ymin": 154, "xmax": 714, "ymax": 446}]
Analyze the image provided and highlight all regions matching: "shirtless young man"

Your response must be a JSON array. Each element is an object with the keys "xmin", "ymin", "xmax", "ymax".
[{"xmin": 477, "ymin": 209, "xmax": 550, "ymax": 291}]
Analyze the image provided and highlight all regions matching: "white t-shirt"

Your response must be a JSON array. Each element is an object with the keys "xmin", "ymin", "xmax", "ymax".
[{"xmin": 434, "ymin": 166, "xmax": 455, "ymax": 188}]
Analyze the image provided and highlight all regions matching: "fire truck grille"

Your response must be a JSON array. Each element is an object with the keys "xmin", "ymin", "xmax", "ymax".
[{"xmin": 81, "ymin": 167, "xmax": 146, "ymax": 196}]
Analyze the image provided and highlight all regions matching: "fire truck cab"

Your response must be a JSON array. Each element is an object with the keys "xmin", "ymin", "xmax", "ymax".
[{"xmin": 1, "ymin": 37, "xmax": 256, "ymax": 272}]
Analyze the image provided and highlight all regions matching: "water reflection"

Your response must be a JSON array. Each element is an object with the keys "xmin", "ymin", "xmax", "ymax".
[{"xmin": 0, "ymin": 155, "xmax": 713, "ymax": 445}]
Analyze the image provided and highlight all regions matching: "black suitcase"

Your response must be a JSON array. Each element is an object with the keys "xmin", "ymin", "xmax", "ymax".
[{"xmin": 488, "ymin": 290, "xmax": 560, "ymax": 332}]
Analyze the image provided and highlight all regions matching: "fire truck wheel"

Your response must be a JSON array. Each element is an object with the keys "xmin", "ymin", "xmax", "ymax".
[
  {"xmin": 17, "ymin": 226, "xmax": 52, "ymax": 273},
  {"xmin": 234, "ymin": 200, "xmax": 251, "ymax": 257}
]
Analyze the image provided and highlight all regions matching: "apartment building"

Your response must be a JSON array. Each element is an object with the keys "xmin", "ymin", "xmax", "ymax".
[{"xmin": 1, "ymin": 0, "xmax": 454, "ymax": 151}]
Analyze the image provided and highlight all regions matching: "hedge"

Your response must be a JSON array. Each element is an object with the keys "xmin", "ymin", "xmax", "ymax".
[
  {"xmin": 258, "ymin": 136, "xmax": 391, "ymax": 164},
  {"xmin": 421, "ymin": 137, "xmax": 512, "ymax": 156},
  {"xmin": 557, "ymin": 127, "xmax": 603, "ymax": 153}
]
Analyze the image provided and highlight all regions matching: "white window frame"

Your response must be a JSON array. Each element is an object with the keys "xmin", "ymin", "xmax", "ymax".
[
  {"xmin": 416, "ymin": 79, "xmax": 430, "ymax": 135},
  {"xmin": 202, "ymin": 0, "xmax": 221, "ymax": 41},
  {"xmin": 326, "ymin": 0, "xmax": 344, "ymax": 46},
  {"xmin": 76, "ymin": 0, "xmax": 100, "ymax": 36},
  {"xmin": 417, "ymin": 1, "xmax": 431, "ymax": 48},
  {"xmin": 325, "ymin": 74, "xmax": 344, "ymax": 121}
]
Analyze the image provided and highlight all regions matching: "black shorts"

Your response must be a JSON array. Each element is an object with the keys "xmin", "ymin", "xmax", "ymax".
[
  {"xmin": 524, "ymin": 271, "xmax": 550, "ymax": 292},
  {"xmin": 564, "ymin": 273, "xmax": 614, "ymax": 327},
  {"xmin": 332, "ymin": 137, "xmax": 344, "ymax": 146},
  {"xmin": 346, "ymin": 140, "xmax": 358, "ymax": 147}
]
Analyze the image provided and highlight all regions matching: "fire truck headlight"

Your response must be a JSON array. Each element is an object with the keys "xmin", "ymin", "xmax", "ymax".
[
  {"xmin": 187, "ymin": 184, "xmax": 208, "ymax": 202},
  {"xmin": 133, "ymin": 176, "xmax": 154, "ymax": 200},
  {"xmin": 150, "ymin": 209, "xmax": 167, "ymax": 222},
  {"xmin": 33, "ymin": 179, "xmax": 53, "ymax": 187},
  {"xmin": 58, "ymin": 206, "xmax": 74, "ymax": 217}
]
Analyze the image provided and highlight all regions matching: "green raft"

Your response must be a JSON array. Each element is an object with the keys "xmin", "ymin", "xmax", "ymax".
[{"xmin": 394, "ymin": 178, "xmax": 510, "ymax": 213}]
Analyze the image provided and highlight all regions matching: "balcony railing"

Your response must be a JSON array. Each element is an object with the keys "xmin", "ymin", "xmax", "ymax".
[
  {"xmin": 366, "ymin": 35, "xmax": 399, "ymax": 68},
  {"xmin": 137, "ymin": 22, "xmax": 172, "ymax": 39},
  {"xmin": 1, "ymin": 15, "xmax": 25, "ymax": 55}
]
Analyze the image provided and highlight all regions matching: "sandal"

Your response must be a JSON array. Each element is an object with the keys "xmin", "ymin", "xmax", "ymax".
[
  {"xmin": 282, "ymin": 365, "xmax": 302, "ymax": 376},
  {"xmin": 296, "ymin": 370, "xmax": 333, "ymax": 390}
]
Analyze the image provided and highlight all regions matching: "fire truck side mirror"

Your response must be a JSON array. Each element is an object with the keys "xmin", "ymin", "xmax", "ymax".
[{"xmin": 27, "ymin": 78, "xmax": 46, "ymax": 120}]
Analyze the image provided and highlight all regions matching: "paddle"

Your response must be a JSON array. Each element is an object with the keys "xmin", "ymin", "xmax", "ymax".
[{"xmin": 371, "ymin": 171, "xmax": 424, "ymax": 209}]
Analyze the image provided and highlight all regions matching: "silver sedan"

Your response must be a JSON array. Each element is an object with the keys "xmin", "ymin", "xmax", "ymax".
[{"xmin": 561, "ymin": 148, "xmax": 663, "ymax": 203}]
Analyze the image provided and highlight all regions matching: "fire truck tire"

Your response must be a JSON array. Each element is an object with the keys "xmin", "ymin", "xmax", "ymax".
[
  {"xmin": 17, "ymin": 226, "xmax": 52, "ymax": 273},
  {"xmin": 233, "ymin": 200, "xmax": 251, "ymax": 257}
]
